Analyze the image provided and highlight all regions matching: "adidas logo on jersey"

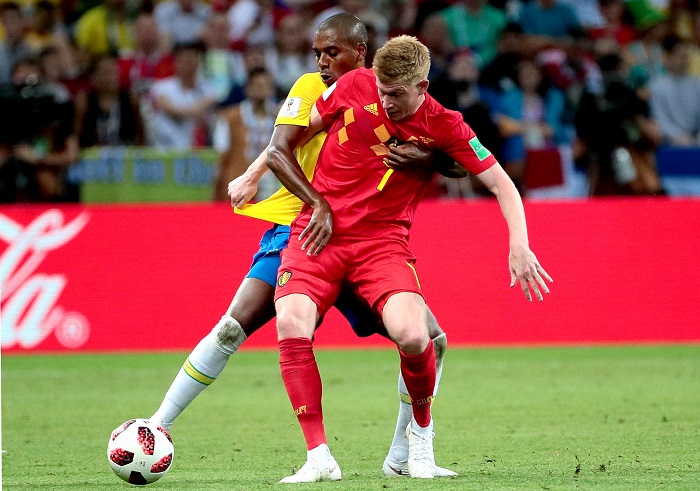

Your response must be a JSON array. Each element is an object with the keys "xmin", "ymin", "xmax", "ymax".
[{"xmin": 364, "ymin": 103, "xmax": 378, "ymax": 115}]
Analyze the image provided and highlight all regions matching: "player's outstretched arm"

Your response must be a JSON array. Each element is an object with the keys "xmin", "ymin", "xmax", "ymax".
[
  {"xmin": 267, "ymin": 121, "xmax": 332, "ymax": 255},
  {"xmin": 475, "ymin": 163, "xmax": 553, "ymax": 302},
  {"xmin": 228, "ymin": 147, "xmax": 269, "ymax": 208},
  {"xmin": 227, "ymin": 118, "xmax": 327, "ymax": 210}
]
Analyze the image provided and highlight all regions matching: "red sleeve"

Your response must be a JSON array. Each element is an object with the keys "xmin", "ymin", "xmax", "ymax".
[
  {"xmin": 434, "ymin": 110, "xmax": 497, "ymax": 175},
  {"xmin": 314, "ymin": 69, "xmax": 358, "ymax": 126}
]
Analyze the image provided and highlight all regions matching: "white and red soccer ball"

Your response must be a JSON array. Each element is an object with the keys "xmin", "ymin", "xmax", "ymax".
[{"xmin": 108, "ymin": 418, "xmax": 174, "ymax": 485}]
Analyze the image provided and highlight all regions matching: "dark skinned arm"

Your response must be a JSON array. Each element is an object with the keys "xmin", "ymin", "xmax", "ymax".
[
  {"xmin": 384, "ymin": 139, "xmax": 468, "ymax": 178},
  {"xmin": 267, "ymin": 120, "xmax": 332, "ymax": 255}
]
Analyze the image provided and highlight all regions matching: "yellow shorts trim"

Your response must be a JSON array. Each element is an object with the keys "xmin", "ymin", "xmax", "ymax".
[{"xmin": 405, "ymin": 261, "xmax": 421, "ymax": 288}]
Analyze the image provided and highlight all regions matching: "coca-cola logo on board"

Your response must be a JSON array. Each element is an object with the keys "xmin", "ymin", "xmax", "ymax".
[{"xmin": 1, "ymin": 210, "xmax": 90, "ymax": 349}]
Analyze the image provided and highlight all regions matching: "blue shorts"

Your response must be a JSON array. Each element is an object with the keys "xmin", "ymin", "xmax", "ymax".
[
  {"xmin": 246, "ymin": 224, "xmax": 290, "ymax": 287},
  {"xmin": 246, "ymin": 224, "xmax": 387, "ymax": 338}
]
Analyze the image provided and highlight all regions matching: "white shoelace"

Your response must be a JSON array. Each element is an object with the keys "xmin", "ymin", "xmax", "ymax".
[{"xmin": 410, "ymin": 431, "xmax": 436, "ymax": 463}]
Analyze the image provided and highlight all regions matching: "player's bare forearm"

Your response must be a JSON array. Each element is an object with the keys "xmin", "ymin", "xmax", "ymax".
[
  {"xmin": 490, "ymin": 168, "xmax": 529, "ymax": 249},
  {"xmin": 385, "ymin": 140, "xmax": 468, "ymax": 178},
  {"xmin": 243, "ymin": 148, "xmax": 269, "ymax": 181},
  {"xmin": 267, "ymin": 124, "xmax": 332, "ymax": 255},
  {"xmin": 267, "ymin": 144, "xmax": 323, "ymax": 207},
  {"xmin": 384, "ymin": 140, "xmax": 433, "ymax": 170},
  {"xmin": 228, "ymin": 148, "xmax": 269, "ymax": 208},
  {"xmin": 266, "ymin": 125, "xmax": 324, "ymax": 209},
  {"xmin": 476, "ymin": 163, "xmax": 553, "ymax": 301}
]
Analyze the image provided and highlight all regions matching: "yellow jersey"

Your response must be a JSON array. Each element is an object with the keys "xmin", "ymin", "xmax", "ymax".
[{"xmin": 234, "ymin": 72, "xmax": 328, "ymax": 226}]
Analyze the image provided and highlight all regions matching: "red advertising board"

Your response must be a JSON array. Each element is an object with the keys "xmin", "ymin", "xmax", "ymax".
[{"xmin": 1, "ymin": 199, "xmax": 699, "ymax": 354}]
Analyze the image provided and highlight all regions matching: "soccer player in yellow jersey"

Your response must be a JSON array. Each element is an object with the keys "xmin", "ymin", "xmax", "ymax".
[{"xmin": 150, "ymin": 13, "xmax": 455, "ymax": 480}]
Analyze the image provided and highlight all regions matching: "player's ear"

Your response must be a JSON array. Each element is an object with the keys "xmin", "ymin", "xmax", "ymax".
[
  {"xmin": 356, "ymin": 42, "xmax": 368, "ymax": 63},
  {"xmin": 417, "ymin": 79, "xmax": 429, "ymax": 95}
]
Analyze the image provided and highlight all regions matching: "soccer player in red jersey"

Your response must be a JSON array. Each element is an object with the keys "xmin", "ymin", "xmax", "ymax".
[
  {"xmin": 150, "ymin": 14, "xmax": 455, "ymax": 482},
  {"xmin": 267, "ymin": 35, "xmax": 553, "ymax": 481}
]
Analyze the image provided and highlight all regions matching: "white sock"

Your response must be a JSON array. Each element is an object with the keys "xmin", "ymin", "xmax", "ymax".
[
  {"xmin": 151, "ymin": 316, "xmax": 246, "ymax": 429},
  {"xmin": 308, "ymin": 443, "xmax": 331, "ymax": 462},
  {"xmin": 410, "ymin": 416, "xmax": 434, "ymax": 437},
  {"xmin": 386, "ymin": 334, "xmax": 446, "ymax": 463}
]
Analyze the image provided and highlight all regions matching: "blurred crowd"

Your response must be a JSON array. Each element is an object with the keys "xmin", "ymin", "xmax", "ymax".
[{"xmin": 1, "ymin": 0, "xmax": 699, "ymax": 202}]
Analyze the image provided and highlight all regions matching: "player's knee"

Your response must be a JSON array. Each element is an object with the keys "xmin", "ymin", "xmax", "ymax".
[
  {"xmin": 214, "ymin": 316, "xmax": 246, "ymax": 351},
  {"xmin": 276, "ymin": 312, "xmax": 311, "ymax": 340},
  {"xmin": 394, "ymin": 329, "xmax": 430, "ymax": 355}
]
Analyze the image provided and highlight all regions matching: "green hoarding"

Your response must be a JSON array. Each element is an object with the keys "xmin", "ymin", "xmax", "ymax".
[{"xmin": 70, "ymin": 147, "xmax": 218, "ymax": 202}]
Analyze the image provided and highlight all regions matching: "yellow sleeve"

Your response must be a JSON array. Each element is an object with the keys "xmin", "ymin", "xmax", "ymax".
[
  {"xmin": 275, "ymin": 73, "xmax": 327, "ymax": 128},
  {"xmin": 234, "ymin": 72, "xmax": 328, "ymax": 226}
]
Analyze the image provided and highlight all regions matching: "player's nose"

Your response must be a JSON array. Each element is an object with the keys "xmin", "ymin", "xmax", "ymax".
[{"xmin": 317, "ymin": 53, "xmax": 330, "ymax": 68}]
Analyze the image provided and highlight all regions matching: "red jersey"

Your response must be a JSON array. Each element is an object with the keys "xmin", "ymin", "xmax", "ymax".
[{"xmin": 292, "ymin": 67, "xmax": 496, "ymax": 241}]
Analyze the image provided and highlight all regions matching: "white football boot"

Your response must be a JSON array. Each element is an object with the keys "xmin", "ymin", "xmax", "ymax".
[
  {"xmin": 280, "ymin": 444, "xmax": 342, "ymax": 483},
  {"xmin": 382, "ymin": 457, "xmax": 457, "ymax": 477},
  {"xmin": 406, "ymin": 419, "xmax": 437, "ymax": 478}
]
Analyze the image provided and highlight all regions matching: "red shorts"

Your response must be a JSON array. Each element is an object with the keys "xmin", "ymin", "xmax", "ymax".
[{"xmin": 274, "ymin": 232, "xmax": 423, "ymax": 318}]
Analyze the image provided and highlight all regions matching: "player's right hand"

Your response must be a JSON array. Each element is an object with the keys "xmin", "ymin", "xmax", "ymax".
[
  {"xmin": 299, "ymin": 200, "xmax": 333, "ymax": 255},
  {"xmin": 508, "ymin": 245, "xmax": 553, "ymax": 302},
  {"xmin": 228, "ymin": 175, "xmax": 258, "ymax": 209}
]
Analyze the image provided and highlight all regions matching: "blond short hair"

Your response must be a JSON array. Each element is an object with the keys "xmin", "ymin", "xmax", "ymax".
[{"xmin": 372, "ymin": 35, "xmax": 431, "ymax": 86}]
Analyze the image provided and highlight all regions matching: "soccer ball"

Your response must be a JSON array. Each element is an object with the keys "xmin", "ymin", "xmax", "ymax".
[{"xmin": 107, "ymin": 418, "xmax": 174, "ymax": 485}]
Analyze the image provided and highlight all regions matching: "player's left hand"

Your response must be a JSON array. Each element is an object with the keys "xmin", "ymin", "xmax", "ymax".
[
  {"xmin": 385, "ymin": 140, "xmax": 468, "ymax": 178},
  {"xmin": 508, "ymin": 244, "xmax": 553, "ymax": 301},
  {"xmin": 384, "ymin": 140, "xmax": 433, "ymax": 171},
  {"xmin": 299, "ymin": 199, "xmax": 333, "ymax": 255}
]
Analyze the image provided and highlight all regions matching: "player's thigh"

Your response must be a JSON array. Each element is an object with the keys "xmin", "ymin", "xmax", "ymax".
[
  {"xmin": 225, "ymin": 277, "xmax": 276, "ymax": 337},
  {"xmin": 230, "ymin": 235, "xmax": 285, "ymax": 335},
  {"xmin": 350, "ymin": 239, "xmax": 423, "ymax": 317},
  {"xmin": 275, "ymin": 239, "xmax": 347, "ymax": 325}
]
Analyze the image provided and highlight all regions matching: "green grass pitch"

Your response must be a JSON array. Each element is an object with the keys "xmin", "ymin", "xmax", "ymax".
[{"xmin": 2, "ymin": 345, "xmax": 700, "ymax": 490}]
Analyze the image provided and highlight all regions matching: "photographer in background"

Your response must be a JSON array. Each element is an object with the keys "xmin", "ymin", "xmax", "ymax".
[
  {"xmin": 574, "ymin": 52, "xmax": 663, "ymax": 195},
  {"xmin": 0, "ymin": 57, "xmax": 79, "ymax": 202}
]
